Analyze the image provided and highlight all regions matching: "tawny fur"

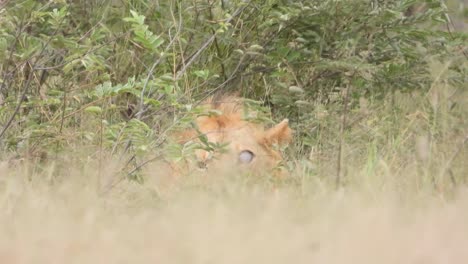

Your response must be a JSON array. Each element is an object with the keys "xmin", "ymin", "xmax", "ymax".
[{"xmin": 173, "ymin": 95, "xmax": 292, "ymax": 177}]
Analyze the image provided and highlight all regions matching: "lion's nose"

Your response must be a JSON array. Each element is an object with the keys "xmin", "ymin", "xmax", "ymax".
[
  {"xmin": 197, "ymin": 161, "xmax": 207, "ymax": 170},
  {"xmin": 195, "ymin": 150, "xmax": 212, "ymax": 170}
]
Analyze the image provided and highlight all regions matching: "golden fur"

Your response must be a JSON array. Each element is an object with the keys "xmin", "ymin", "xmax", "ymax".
[{"xmin": 173, "ymin": 95, "xmax": 292, "ymax": 177}]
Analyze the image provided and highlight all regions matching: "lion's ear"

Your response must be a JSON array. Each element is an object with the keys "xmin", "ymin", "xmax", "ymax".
[{"xmin": 263, "ymin": 119, "xmax": 292, "ymax": 146}]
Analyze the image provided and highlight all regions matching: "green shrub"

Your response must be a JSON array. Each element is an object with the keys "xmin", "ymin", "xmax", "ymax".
[{"xmin": 0, "ymin": 0, "xmax": 466, "ymax": 185}]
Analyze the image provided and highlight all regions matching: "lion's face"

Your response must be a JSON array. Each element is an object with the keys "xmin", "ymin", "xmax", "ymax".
[{"xmin": 179, "ymin": 97, "xmax": 292, "ymax": 177}]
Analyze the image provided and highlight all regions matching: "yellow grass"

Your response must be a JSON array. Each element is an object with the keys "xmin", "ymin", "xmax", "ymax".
[{"xmin": 1, "ymin": 158, "xmax": 468, "ymax": 264}]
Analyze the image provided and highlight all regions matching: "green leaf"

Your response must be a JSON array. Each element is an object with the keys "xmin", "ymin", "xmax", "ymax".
[{"xmin": 84, "ymin": 106, "xmax": 102, "ymax": 114}]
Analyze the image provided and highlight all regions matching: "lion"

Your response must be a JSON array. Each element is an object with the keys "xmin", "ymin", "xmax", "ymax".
[{"xmin": 170, "ymin": 95, "xmax": 292, "ymax": 178}]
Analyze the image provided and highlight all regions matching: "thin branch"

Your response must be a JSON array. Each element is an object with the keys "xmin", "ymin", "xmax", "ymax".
[
  {"xmin": 54, "ymin": 83, "xmax": 70, "ymax": 159},
  {"xmin": 440, "ymin": 0, "xmax": 468, "ymax": 59},
  {"xmin": 33, "ymin": 33, "xmax": 127, "ymax": 71},
  {"xmin": 0, "ymin": 0, "xmax": 11, "ymax": 9},
  {"xmin": 0, "ymin": 4, "xmax": 72, "ymax": 140},
  {"xmin": 99, "ymin": 151, "xmax": 165, "ymax": 196},
  {"xmin": 336, "ymin": 82, "xmax": 352, "ymax": 188},
  {"xmin": 135, "ymin": 26, "xmax": 178, "ymax": 119},
  {"xmin": 0, "ymin": 10, "xmax": 66, "ymax": 139},
  {"xmin": 135, "ymin": 9, "xmax": 182, "ymax": 120},
  {"xmin": 439, "ymin": 134, "xmax": 468, "ymax": 185},
  {"xmin": 175, "ymin": 2, "xmax": 250, "ymax": 80},
  {"xmin": 0, "ymin": 62, "xmax": 35, "ymax": 139},
  {"xmin": 0, "ymin": 17, "xmax": 25, "ymax": 100},
  {"xmin": 208, "ymin": 0, "xmax": 227, "ymax": 81}
]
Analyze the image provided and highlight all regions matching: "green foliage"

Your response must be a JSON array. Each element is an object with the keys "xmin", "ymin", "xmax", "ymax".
[
  {"xmin": 123, "ymin": 10, "xmax": 165, "ymax": 53},
  {"xmin": 0, "ymin": 0, "xmax": 466, "ymax": 184}
]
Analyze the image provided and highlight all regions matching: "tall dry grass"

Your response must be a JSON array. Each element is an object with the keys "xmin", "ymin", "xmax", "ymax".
[{"xmin": 1, "ymin": 159, "xmax": 468, "ymax": 263}]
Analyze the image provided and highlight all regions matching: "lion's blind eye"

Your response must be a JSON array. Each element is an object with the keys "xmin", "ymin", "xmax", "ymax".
[{"xmin": 239, "ymin": 150, "xmax": 255, "ymax": 163}]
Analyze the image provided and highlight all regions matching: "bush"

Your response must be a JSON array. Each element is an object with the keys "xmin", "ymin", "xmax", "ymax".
[{"xmin": 0, "ymin": 0, "xmax": 466, "ymax": 184}]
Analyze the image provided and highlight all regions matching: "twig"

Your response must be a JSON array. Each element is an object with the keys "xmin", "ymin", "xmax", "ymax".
[
  {"xmin": 99, "ymin": 151, "xmax": 165, "ymax": 196},
  {"xmin": 0, "ymin": 63, "xmax": 35, "ymax": 139},
  {"xmin": 135, "ymin": 26, "xmax": 178, "ymax": 119},
  {"xmin": 0, "ymin": 12, "xmax": 66, "ymax": 140},
  {"xmin": 175, "ymin": 2, "xmax": 250, "ymax": 80},
  {"xmin": 0, "ymin": 0, "xmax": 11, "ymax": 9},
  {"xmin": 336, "ymin": 83, "xmax": 352, "ymax": 188},
  {"xmin": 54, "ymin": 83, "xmax": 70, "ymax": 159},
  {"xmin": 198, "ymin": 53, "xmax": 248, "ymax": 100},
  {"xmin": 175, "ymin": 2, "xmax": 200, "ymax": 73},
  {"xmin": 0, "ymin": 18, "xmax": 25, "ymax": 101},
  {"xmin": 440, "ymin": 0, "xmax": 468, "ymax": 59},
  {"xmin": 50, "ymin": 96, "xmax": 109, "ymax": 122},
  {"xmin": 439, "ymin": 134, "xmax": 468, "ymax": 186},
  {"xmin": 208, "ymin": 0, "xmax": 227, "ymax": 81},
  {"xmin": 33, "ymin": 33, "xmax": 126, "ymax": 72}
]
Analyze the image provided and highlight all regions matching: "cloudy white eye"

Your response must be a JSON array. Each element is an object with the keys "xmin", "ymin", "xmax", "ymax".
[{"xmin": 239, "ymin": 150, "xmax": 255, "ymax": 164}]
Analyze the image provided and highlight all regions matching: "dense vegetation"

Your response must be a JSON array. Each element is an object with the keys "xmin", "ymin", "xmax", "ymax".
[
  {"xmin": 0, "ymin": 1, "xmax": 467, "ymax": 261},
  {"xmin": 0, "ymin": 0, "xmax": 466, "ymax": 191}
]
